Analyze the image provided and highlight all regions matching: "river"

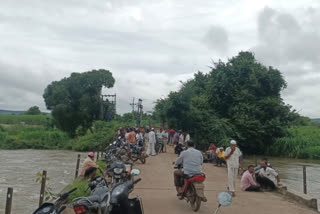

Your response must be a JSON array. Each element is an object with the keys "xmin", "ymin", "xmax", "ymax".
[{"xmin": 0, "ymin": 150, "xmax": 86, "ymax": 214}]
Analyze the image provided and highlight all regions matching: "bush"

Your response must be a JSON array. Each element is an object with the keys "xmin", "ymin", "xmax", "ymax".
[
  {"xmin": 0, "ymin": 114, "xmax": 51, "ymax": 126},
  {"xmin": 72, "ymin": 120, "xmax": 123, "ymax": 151},
  {"xmin": 0, "ymin": 125, "xmax": 71, "ymax": 150},
  {"xmin": 270, "ymin": 126, "xmax": 320, "ymax": 159}
]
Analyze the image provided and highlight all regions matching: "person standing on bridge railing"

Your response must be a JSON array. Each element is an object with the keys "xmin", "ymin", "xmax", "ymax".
[{"xmin": 224, "ymin": 140, "xmax": 242, "ymax": 197}]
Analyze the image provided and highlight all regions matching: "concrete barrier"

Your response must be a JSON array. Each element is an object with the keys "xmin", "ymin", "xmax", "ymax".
[{"xmin": 277, "ymin": 186, "xmax": 318, "ymax": 211}]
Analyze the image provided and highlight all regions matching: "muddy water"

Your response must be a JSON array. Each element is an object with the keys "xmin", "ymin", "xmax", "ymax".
[
  {"xmin": 244, "ymin": 156, "xmax": 320, "ymax": 210},
  {"xmin": 0, "ymin": 150, "xmax": 86, "ymax": 214}
]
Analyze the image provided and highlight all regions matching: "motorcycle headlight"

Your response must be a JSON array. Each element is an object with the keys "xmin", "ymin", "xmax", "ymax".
[
  {"xmin": 113, "ymin": 168, "xmax": 124, "ymax": 174},
  {"xmin": 111, "ymin": 184, "xmax": 126, "ymax": 197}
]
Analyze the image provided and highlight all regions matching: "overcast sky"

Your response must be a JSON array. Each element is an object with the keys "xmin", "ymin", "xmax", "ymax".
[{"xmin": 0, "ymin": 0, "xmax": 319, "ymax": 117}]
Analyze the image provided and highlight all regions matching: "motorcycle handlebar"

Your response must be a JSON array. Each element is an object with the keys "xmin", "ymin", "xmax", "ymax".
[
  {"xmin": 59, "ymin": 187, "xmax": 77, "ymax": 200},
  {"xmin": 133, "ymin": 178, "xmax": 142, "ymax": 185}
]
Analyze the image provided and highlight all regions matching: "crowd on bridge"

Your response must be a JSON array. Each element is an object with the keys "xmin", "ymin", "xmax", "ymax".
[{"xmin": 79, "ymin": 125, "xmax": 282, "ymax": 199}]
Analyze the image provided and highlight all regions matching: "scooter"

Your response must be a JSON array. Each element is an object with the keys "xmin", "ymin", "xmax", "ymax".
[{"xmin": 33, "ymin": 187, "xmax": 77, "ymax": 214}]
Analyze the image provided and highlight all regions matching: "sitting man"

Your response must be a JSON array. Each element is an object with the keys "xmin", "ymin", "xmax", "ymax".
[
  {"xmin": 79, "ymin": 152, "xmax": 102, "ymax": 180},
  {"xmin": 241, "ymin": 165, "xmax": 260, "ymax": 192},
  {"xmin": 256, "ymin": 160, "xmax": 280, "ymax": 190},
  {"xmin": 174, "ymin": 140, "xmax": 203, "ymax": 196},
  {"xmin": 216, "ymin": 147, "xmax": 226, "ymax": 166}
]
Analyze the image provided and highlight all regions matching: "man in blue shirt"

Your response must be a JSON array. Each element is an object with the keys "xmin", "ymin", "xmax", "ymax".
[{"xmin": 174, "ymin": 140, "xmax": 203, "ymax": 195}]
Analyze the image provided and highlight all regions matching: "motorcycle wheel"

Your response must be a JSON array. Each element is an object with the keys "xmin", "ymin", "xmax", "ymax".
[
  {"xmin": 189, "ymin": 185, "xmax": 201, "ymax": 212},
  {"xmin": 130, "ymin": 154, "xmax": 139, "ymax": 162},
  {"xmin": 140, "ymin": 156, "xmax": 146, "ymax": 164}
]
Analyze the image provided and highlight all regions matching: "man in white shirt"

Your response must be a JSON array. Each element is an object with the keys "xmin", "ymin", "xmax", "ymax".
[
  {"xmin": 147, "ymin": 128, "xmax": 156, "ymax": 156},
  {"xmin": 224, "ymin": 140, "xmax": 242, "ymax": 196},
  {"xmin": 256, "ymin": 161, "xmax": 280, "ymax": 190}
]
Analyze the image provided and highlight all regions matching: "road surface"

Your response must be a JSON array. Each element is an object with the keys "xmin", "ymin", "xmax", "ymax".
[{"xmin": 131, "ymin": 147, "xmax": 318, "ymax": 214}]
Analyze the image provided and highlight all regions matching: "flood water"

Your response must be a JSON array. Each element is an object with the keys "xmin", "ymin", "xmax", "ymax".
[
  {"xmin": 0, "ymin": 150, "xmax": 86, "ymax": 214},
  {"xmin": 244, "ymin": 156, "xmax": 320, "ymax": 210}
]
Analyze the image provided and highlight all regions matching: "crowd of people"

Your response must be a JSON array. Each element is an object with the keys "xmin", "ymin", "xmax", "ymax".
[
  {"xmin": 175, "ymin": 138, "xmax": 282, "ymax": 197},
  {"xmin": 79, "ymin": 126, "xmax": 282, "ymax": 198}
]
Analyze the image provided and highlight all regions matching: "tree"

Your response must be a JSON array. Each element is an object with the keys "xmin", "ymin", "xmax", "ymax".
[
  {"xmin": 43, "ymin": 69, "xmax": 115, "ymax": 137},
  {"xmin": 26, "ymin": 106, "xmax": 41, "ymax": 115},
  {"xmin": 154, "ymin": 52, "xmax": 297, "ymax": 153}
]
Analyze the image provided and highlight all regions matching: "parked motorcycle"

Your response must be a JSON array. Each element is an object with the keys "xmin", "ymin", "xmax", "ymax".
[
  {"xmin": 155, "ymin": 140, "xmax": 163, "ymax": 155},
  {"xmin": 129, "ymin": 143, "xmax": 147, "ymax": 164},
  {"xmin": 174, "ymin": 164, "xmax": 207, "ymax": 212},
  {"xmin": 106, "ymin": 160, "xmax": 133, "ymax": 187},
  {"xmin": 33, "ymin": 187, "xmax": 77, "ymax": 214},
  {"xmin": 73, "ymin": 169, "xmax": 143, "ymax": 214}
]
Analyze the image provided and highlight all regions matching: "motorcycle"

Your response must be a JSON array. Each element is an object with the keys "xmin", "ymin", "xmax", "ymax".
[
  {"xmin": 174, "ymin": 144, "xmax": 185, "ymax": 156},
  {"xmin": 106, "ymin": 160, "xmax": 133, "ymax": 188},
  {"xmin": 174, "ymin": 164, "xmax": 207, "ymax": 212},
  {"xmin": 128, "ymin": 143, "xmax": 147, "ymax": 164},
  {"xmin": 73, "ymin": 169, "xmax": 143, "ymax": 214},
  {"xmin": 155, "ymin": 139, "xmax": 163, "ymax": 155},
  {"xmin": 33, "ymin": 187, "xmax": 77, "ymax": 214}
]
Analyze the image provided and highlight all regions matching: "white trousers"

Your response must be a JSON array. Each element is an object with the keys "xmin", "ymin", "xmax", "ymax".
[
  {"xmin": 227, "ymin": 167, "xmax": 238, "ymax": 192},
  {"xmin": 147, "ymin": 142, "xmax": 156, "ymax": 156}
]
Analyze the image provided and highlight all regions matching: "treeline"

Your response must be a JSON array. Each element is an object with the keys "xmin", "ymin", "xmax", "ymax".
[{"xmin": 153, "ymin": 51, "xmax": 314, "ymax": 155}]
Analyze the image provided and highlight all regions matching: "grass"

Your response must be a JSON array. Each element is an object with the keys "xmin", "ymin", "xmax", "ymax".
[
  {"xmin": 270, "ymin": 126, "xmax": 320, "ymax": 159},
  {"xmin": 0, "ymin": 114, "xmax": 51, "ymax": 126},
  {"xmin": 65, "ymin": 161, "xmax": 106, "ymax": 203}
]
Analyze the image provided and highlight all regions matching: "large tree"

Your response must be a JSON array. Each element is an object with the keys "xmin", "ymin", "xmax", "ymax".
[
  {"xmin": 43, "ymin": 69, "xmax": 115, "ymax": 137},
  {"xmin": 154, "ymin": 52, "xmax": 296, "ymax": 153}
]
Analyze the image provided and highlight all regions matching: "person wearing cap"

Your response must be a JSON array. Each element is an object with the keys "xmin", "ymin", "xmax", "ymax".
[
  {"xmin": 79, "ymin": 152, "xmax": 102, "ymax": 179},
  {"xmin": 224, "ymin": 140, "xmax": 242, "ymax": 196},
  {"xmin": 147, "ymin": 128, "xmax": 156, "ymax": 156},
  {"xmin": 216, "ymin": 147, "xmax": 226, "ymax": 166}
]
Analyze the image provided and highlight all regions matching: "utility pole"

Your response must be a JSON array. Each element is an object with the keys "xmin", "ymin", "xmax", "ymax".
[
  {"xmin": 129, "ymin": 97, "xmax": 136, "ymax": 125},
  {"xmin": 137, "ymin": 99, "xmax": 143, "ymax": 126},
  {"xmin": 101, "ymin": 94, "xmax": 116, "ymax": 120}
]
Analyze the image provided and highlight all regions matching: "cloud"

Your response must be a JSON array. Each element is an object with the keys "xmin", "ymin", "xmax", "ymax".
[
  {"xmin": 202, "ymin": 26, "xmax": 229, "ymax": 53},
  {"xmin": 0, "ymin": 0, "xmax": 320, "ymax": 118},
  {"xmin": 252, "ymin": 6, "xmax": 320, "ymax": 117}
]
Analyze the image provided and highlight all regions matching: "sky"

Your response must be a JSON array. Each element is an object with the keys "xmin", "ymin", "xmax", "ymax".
[{"xmin": 0, "ymin": 0, "xmax": 319, "ymax": 117}]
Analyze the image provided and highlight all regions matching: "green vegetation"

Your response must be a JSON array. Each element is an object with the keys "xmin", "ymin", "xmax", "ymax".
[
  {"xmin": 154, "ymin": 52, "xmax": 297, "ymax": 153},
  {"xmin": 270, "ymin": 126, "xmax": 320, "ymax": 159},
  {"xmin": 0, "ymin": 114, "xmax": 51, "ymax": 126},
  {"xmin": 0, "ymin": 124, "xmax": 71, "ymax": 149},
  {"xmin": 26, "ymin": 106, "xmax": 42, "ymax": 115},
  {"xmin": 65, "ymin": 160, "xmax": 106, "ymax": 203},
  {"xmin": 43, "ymin": 69, "xmax": 115, "ymax": 137}
]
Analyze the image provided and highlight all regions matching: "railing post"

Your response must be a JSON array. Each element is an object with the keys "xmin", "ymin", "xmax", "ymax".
[
  {"xmin": 75, "ymin": 154, "xmax": 81, "ymax": 179},
  {"xmin": 39, "ymin": 170, "xmax": 47, "ymax": 207},
  {"xmin": 303, "ymin": 166, "xmax": 307, "ymax": 194},
  {"xmin": 5, "ymin": 187, "xmax": 13, "ymax": 214}
]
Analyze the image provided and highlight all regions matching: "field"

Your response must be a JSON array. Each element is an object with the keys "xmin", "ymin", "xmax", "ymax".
[{"xmin": 0, "ymin": 114, "xmax": 51, "ymax": 126}]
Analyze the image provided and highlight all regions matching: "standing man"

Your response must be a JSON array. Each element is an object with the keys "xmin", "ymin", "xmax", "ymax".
[
  {"xmin": 224, "ymin": 140, "xmax": 242, "ymax": 196},
  {"xmin": 147, "ymin": 128, "xmax": 156, "ymax": 156},
  {"xmin": 184, "ymin": 132, "xmax": 190, "ymax": 143},
  {"xmin": 178, "ymin": 130, "xmax": 185, "ymax": 145},
  {"xmin": 161, "ymin": 128, "xmax": 168, "ymax": 152},
  {"xmin": 173, "ymin": 131, "xmax": 180, "ymax": 145}
]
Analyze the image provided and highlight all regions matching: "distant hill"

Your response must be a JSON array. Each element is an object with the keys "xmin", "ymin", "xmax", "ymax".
[
  {"xmin": 0, "ymin": 109, "xmax": 25, "ymax": 115},
  {"xmin": 312, "ymin": 118, "xmax": 320, "ymax": 123}
]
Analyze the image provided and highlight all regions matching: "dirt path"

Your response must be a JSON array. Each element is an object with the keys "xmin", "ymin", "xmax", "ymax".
[{"xmin": 132, "ymin": 146, "xmax": 318, "ymax": 214}]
